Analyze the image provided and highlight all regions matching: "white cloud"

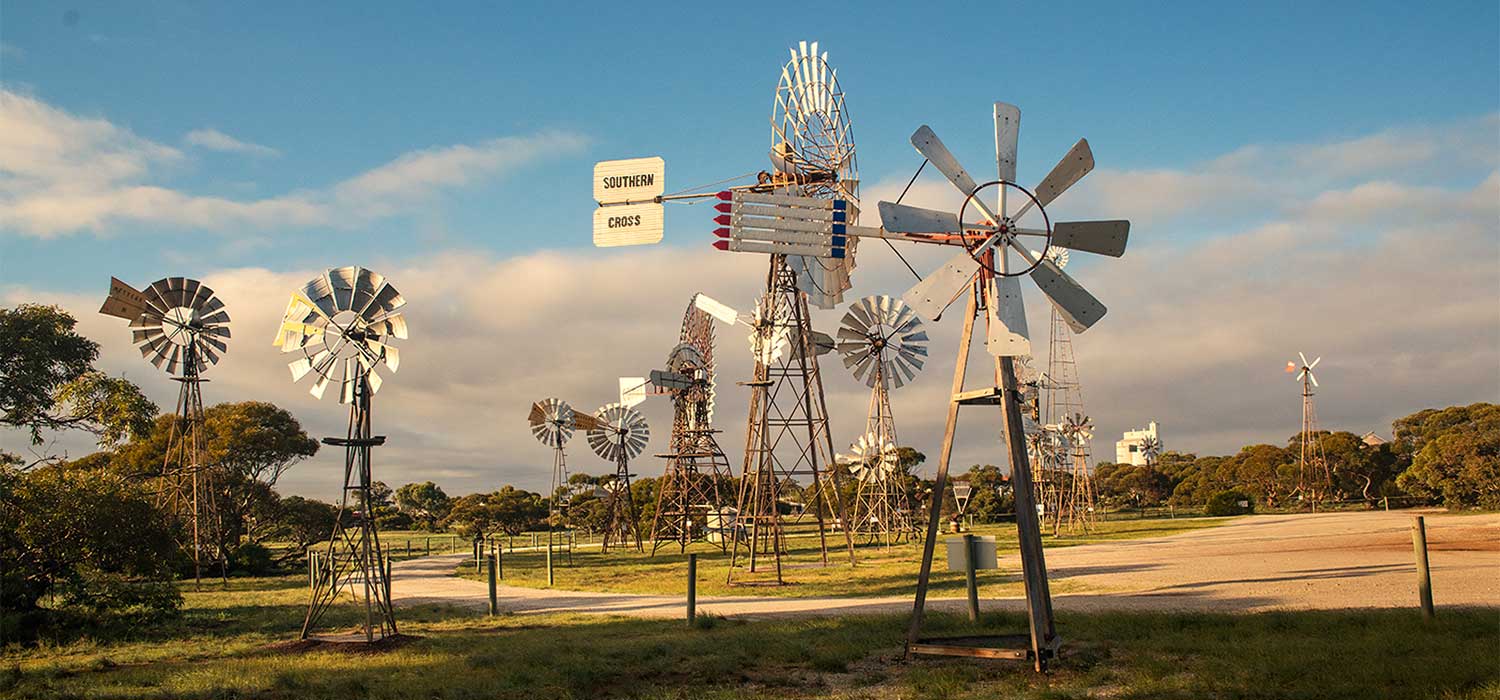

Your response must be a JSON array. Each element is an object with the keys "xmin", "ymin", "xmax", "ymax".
[
  {"xmin": 0, "ymin": 90, "xmax": 588, "ymax": 238},
  {"xmin": 2, "ymin": 113, "xmax": 1494, "ymax": 501},
  {"xmin": 183, "ymin": 128, "xmax": 280, "ymax": 158}
]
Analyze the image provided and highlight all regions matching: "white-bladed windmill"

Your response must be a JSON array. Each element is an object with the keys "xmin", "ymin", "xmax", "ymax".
[
  {"xmin": 692, "ymin": 290, "xmax": 850, "ymax": 583},
  {"xmin": 590, "ymin": 42, "xmax": 860, "ymax": 584},
  {"xmin": 1286, "ymin": 352, "xmax": 1333, "ymax": 506},
  {"xmin": 99, "ymin": 276, "xmax": 231, "ymax": 585},
  {"xmin": 529, "ymin": 398, "xmax": 603, "ymax": 522},
  {"xmin": 834, "ymin": 295, "xmax": 927, "ymax": 545},
  {"xmin": 1037, "ymin": 247, "xmax": 1097, "ymax": 535},
  {"xmin": 275, "ymin": 266, "xmax": 407, "ymax": 642},
  {"xmin": 639, "ymin": 297, "xmax": 734, "ymax": 555},
  {"xmin": 867, "ymin": 103, "xmax": 1130, "ymax": 669},
  {"xmin": 587, "ymin": 403, "xmax": 649, "ymax": 552}
]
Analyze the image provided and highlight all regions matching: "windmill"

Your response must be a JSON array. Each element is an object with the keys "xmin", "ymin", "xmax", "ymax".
[
  {"xmin": 587, "ymin": 403, "xmax": 649, "ymax": 552},
  {"xmin": 1057, "ymin": 412, "xmax": 1098, "ymax": 534},
  {"xmin": 1035, "ymin": 248, "xmax": 1097, "ymax": 535},
  {"xmin": 1287, "ymin": 352, "xmax": 1332, "ymax": 506},
  {"xmin": 99, "ymin": 276, "xmax": 230, "ymax": 585},
  {"xmin": 529, "ymin": 398, "xmax": 603, "ymax": 523},
  {"xmin": 275, "ymin": 266, "xmax": 407, "ymax": 642},
  {"xmin": 590, "ymin": 41, "xmax": 860, "ymax": 584},
  {"xmin": 843, "ymin": 103, "xmax": 1130, "ymax": 668},
  {"xmin": 1139, "ymin": 435, "xmax": 1163, "ymax": 466},
  {"xmin": 640, "ymin": 297, "xmax": 734, "ymax": 554},
  {"xmin": 834, "ymin": 295, "xmax": 928, "ymax": 545}
]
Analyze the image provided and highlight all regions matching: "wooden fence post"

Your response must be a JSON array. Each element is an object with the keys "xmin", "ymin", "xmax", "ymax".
[
  {"xmin": 687, "ymin": 553, "xmax": 698, "ymax": 625},
  {"xmin": 1412, "ymin": 516, "xmax": 1435, "ymax": 619},
  {"xmin": 488, "ymin": 551, "xmax": 498, "ymax": 616},
  {"xmin": 963, "ymin": 533, "xmax": 979, "ymax": 622}
]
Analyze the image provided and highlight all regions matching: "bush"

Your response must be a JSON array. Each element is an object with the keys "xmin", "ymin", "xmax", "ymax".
[
  {"xmin": 230, "ymin": 542, "xmax": 276, "ymax": 576},
  {"xmin": 1206, "ymin": 490, "xmax": 1254, "ymax": 516}
]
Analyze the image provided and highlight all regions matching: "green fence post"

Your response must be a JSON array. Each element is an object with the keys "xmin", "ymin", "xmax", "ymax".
[
  {"xmin": 963, "ymin": 533, "xmax": 980, "ymax": 622},
  {"xmin": 1413, "ymin": 516, "xmax": 1435, "ymax": 619},
  {"xmin": 687, "ymin": 553, "xmax": 698, "ymax": 625},
  {"xmin": 488, "ymin": 550, "xmax": 498, "ymax": 616}
]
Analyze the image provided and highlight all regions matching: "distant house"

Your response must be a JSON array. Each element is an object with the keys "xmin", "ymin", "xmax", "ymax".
[
  {"xmin": 1361, "ymin": 431, "xmax": 1388, "ymax": 447},
  {"xmin": 1115, "ymin": 421, "xmax": 1161, "ymax": 466}
]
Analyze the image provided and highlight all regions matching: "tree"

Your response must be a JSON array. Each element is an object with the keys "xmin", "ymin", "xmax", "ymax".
[
  {"xmin": 270, "ymin": 495, "xmax": 344, "ymax": 558},
  {"xmin": 960, "ymin": 464, "xmax": 1012, "ymax": 522},
  {"xmin": 442, "ymin": 486, "xmax": 548, "ymax": 539},
  {"xmin": 0, "ymin": 463, "xmax": 180, "ymax": 638},
  {"xmin": 395, "ymin": 481, "xmax": 451, "ymax": 530},
  {"xmin": 1395, "ymin": 403, "xmax": 1500, "ymax": 509},
  {"xmin": 0, "ymin": 304, "xmax": 156, "ymax": 463}
]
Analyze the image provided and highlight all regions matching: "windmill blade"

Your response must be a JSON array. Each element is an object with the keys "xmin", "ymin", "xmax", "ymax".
[
  {"xmin": 910, "ymin": 125, "xmax": 979, "ymax": 196},
  {"xmin": 1049, "ymin": 220, "xmax": 1130, "ymax": 257},
  {"xmin": 877, "ymin": 202, "xmax": 960, "ymax": 234},
  {"xmin": 994, "ymin": 102, "xmax": 1020, "ymax": 183},
  {"xmin": 1309, "ymin": 373, "xmax": 1319, "ymax": 388},
  {"xmin": 693, "ymin": 293, "xmax": 742, "ymax": 326},
  {"xmin": 1299, "ymin": 352, "xmax": 1309, "ymax": 367},
  {"xmin": 1309, "ymin": 356, "xmax": 1321, "ymax": 369},
  {"xmin": 986, "ymin": 276, "xmax": 1030, "ymax": 357},
  {"xmin": 1031, "ymin": 258, "xmax": 1106, "ymax": 333},
  {"xmin": 902, "ymin": 250, "xmax": 980, "ymax": 320},
  {"xmin": 1034, "ymin": 138, "xmax": 1094, "ymax": 209}
]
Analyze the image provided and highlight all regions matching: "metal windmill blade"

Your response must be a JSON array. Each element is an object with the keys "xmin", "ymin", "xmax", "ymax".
[
  {"xmin": 884, "ymin": 103, "xmax": 1131, "ymax": 356},
  {"xmin": 587, "ymin": 403, "xmax": 650, "ymax": 463},
  {"xmin": 835, "ymin": 295, "xmax": 928, "ymax": 389},
  {"xmin": 103, "ymin": 276, "xmax": 231, "ymax": 377},
  {"xmin": 529, "ymin": 398, "xmax": 575, "ymax": 447},
  {"xmin": 276, "ymin": 266, "xmax": 407, "ymax": 403}
]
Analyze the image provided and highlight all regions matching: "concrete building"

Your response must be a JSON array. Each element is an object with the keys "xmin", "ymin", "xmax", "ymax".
[{"xmin": 1116, "ymin": 421, "xmax": 1161, "ymax": 466}]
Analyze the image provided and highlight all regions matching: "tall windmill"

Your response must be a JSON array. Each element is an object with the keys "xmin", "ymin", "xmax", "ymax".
[
  {"xmin": 1038, "ymin": 250, "xmax": 1097, "ymax": 535},
  {"xmin": 1287, "ymin": 352, "xmax": 1332, "ymax": 506},
  {"xmin": 834, "ymin": 295, "xmax": 928, "ymax": 545},
  {"xmin": 99, "ymin": 276, "xmax": 230, "ymax": 585},
  {"xmin": 587, "ymin": 403, "xmax": 650, "ymax": 552},
  {"xmin": 590, "ymin": 41, "xmax": 860, "ymax": 583},
  {"xmin": 641, "ymin": 296, "xmax": 733, "ymax": 554},
  {"xmin": 854, "ymin": 103, "xmax": 1130, "ymax": 668},
  {"xmin": 275, "ymin": 266, "xmax": 407, "ymax": 642}
]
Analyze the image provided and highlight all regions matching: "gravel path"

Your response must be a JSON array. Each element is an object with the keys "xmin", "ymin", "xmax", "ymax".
[{"xmin": 390, "ymin": 510, "xmax": 1499, "ymax": 619}]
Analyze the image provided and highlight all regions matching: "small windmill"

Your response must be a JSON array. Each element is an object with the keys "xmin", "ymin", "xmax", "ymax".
[
  {"xmin": 1058, "ymin": 412, "xmax": 1098, "ymax": 534},
  {"xmin": 1139, "ymin": 435, "xmax": 1163, "ymax": 467},
  {"xmin": 275, "ymin": 266, "xmax": 407, "ymax": 642},
  {"xmin": 587, "ymin": 403, "xmax": 649, "ymax": 553},
  {"xmin": 99, "ymin": 276, "xmax": 230, "ymax": 585},
  {"xmin": 641, "ymin": 297, "xmax": 734, "ymax": 554},
  {"xmin": 1287, "ymin": 352, "xmax": 1333, "ymax": 506},
  {"xmin": 529, "ymin": 398, "xmax": 603, "ymax": 521},
  {"xmin": 834, "ymin": 295, "xmax": 927, "ymax": 545}
]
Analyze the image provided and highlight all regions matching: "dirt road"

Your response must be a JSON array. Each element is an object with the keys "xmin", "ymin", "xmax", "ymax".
[{"xmin": 390, "ymin": 510, "xmax": 1498, "ymax": 619}]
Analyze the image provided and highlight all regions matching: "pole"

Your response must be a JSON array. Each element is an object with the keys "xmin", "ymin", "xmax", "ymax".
[
  {"xmin": 496, "ymin": 542, "xmax": 503, "ymax": 579},
  {"xmin": 384, "ymin": 554, "xmax": 392, "ymax": 609},
  {"xmin": 964, "ymin": 533, "xmax": 980, "ymax": 622},
  {"xmin": 1412, "ymin": 516, "xmax": 1434, "ymax": 619},
  {"xmin": 308, "ymin": 551, "xmax": 316, "ymax": 591},
  {"xmin": 488, "ymin": 551, "xmax": 498, "ymax": 616},
  {"xmin": 546, "ymin": 534, "xmax": 555, "ymax": 587},
  {"xmin": 687, "ymin": 553, "xmax": 698, "ymax": 625},
  {"xmin": 425, "ymin": 537, "xmax": 430, "ymax": 556}
]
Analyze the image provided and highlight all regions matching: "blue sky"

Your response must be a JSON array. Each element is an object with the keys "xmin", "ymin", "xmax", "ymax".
[{"xmin": 2, "ymin": 1, "xmax": 1497, "ymax": 498}]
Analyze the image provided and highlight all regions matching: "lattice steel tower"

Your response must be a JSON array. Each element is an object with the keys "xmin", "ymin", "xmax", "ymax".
[{"xmin": 1042, "ymin": 279, "xmax": 1097, "ymax": 535}]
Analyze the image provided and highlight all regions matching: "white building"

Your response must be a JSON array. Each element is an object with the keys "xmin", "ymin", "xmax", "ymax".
[{"xmin": 1116, "ymin": 421, "xmax": 1162, "ymax": 466}]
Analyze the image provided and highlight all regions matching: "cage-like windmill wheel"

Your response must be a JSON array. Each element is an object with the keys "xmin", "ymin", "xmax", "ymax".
[
  {"xmin": 677, "ymin": 300, "xmax": 718, "ymax": 426},
  {"xmin": 845, "ymin": 433, "xmax": 898, "ymax": 483},
  {"xmin": 771, "ymin": 40, "xmax": 857, "ymax": 197},
  {"xmin": 835, "ymin": 295, "xmax": 929, "ymax": 389},
  {"xmin": 587, "ymin": 403, "xmax": 650, "ymax": 463},
  {"xmin": 273, "ymin": 266, "xmax": 406, "ymax": 403},
  {"xmin": 124, "ymin": 277, "xmax": 231, "ymax": 375},
  {"xmin": 529, "ymin": 398, "xmax": 576, "ymax": 448}
]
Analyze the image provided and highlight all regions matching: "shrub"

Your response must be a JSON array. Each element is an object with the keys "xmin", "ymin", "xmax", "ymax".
[
  {"xmin": 230, "ymin": 542, "xmax": 276, "ymax": 576},
  {"xmin": 1206, "ymin": 490, "xmax": 1254, "ymax": 516}
]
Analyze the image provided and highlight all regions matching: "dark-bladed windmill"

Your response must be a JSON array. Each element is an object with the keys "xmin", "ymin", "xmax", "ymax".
[
  {"xmin": 275, "ymin": 266, "xmax": 408, "ymax": 642},
  {"xmin": 587, "ymin": 403, "xmax": 649, "ymax": 552},
  {"xmin": 99, "ymin": 276, "xmax": 231, "ymax": 586},
  {"xmin": 641, "ymin": 296, "xmax": 734, "ymax": 554}
]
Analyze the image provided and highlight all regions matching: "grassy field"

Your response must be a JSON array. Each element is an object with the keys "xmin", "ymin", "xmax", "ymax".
[
  {"xmin": 3, "ymin": 575, "xmax": 1496, "ymax": 699},
  {"xmin": 456, "ymin": 518, "xmax": 1227, "ymax": 599}
]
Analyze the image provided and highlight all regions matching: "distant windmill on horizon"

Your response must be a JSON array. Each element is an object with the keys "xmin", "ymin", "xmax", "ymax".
[{"xmin": 1286, "ymin": 352, "xmax": 1333, "ymax": 507}]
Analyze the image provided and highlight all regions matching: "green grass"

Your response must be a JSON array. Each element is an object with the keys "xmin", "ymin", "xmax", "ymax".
[
  {"xmin": 457, "ymin": 518, "xmax": 1228, "ymax": 599},
  {"xmin": 3, "ymin": 576, "xmax": 1495, "ymax": 699}
]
